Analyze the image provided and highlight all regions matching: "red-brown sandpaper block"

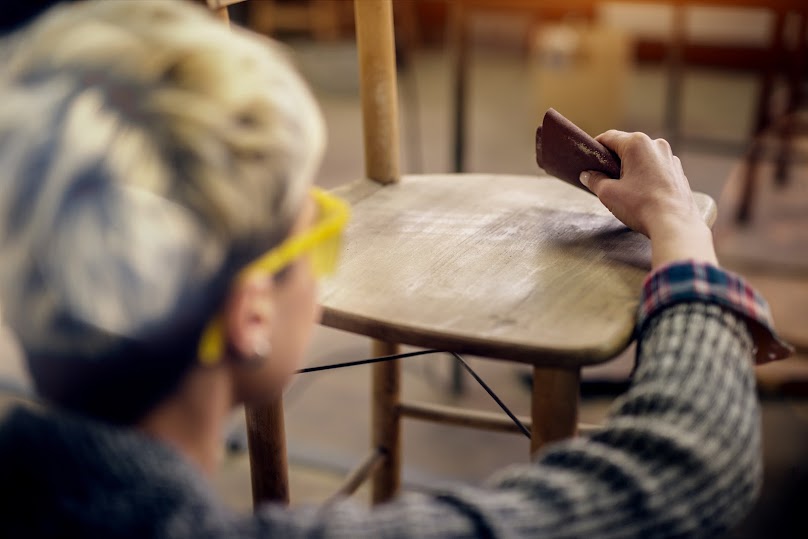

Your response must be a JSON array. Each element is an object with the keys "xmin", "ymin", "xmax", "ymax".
[{"xmin": 535, "ymin": 108, "xmax": 621, "ymax": 193}]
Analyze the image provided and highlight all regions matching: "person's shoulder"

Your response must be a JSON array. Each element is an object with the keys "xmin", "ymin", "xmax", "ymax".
[{"xmin": 0, "ymin": 404, "xmax": 55, "ymax": 472}]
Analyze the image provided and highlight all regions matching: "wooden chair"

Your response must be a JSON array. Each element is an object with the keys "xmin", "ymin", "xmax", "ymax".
[
  {"xmin": 735, "ymin": 3, "xmax": 808, "ymax": 223},
  {"xmin": 210, "ymin": 0, "xmax": 716, "ymax": 506}
]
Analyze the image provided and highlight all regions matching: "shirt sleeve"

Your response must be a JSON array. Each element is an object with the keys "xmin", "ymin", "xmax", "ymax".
[{"xmin": 637, "ymin": 260, "xmax": 793, "ymax": 363}]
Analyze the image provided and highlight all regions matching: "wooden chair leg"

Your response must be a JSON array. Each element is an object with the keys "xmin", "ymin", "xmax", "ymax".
[
  {"xmin": 775, "ymin": 119, "xmax": 793, "ymax": 186},
  {"xmin": 371, "ymin": 340, "xmax": 401, "ymax": 504},
  {"xmin": 737, "ymin": 142, "xmax": 763, "ymax": 224},
  {"xmin": 732, "ymin": 10, "xmax": 790, "ymax": 224},
  {"xmin": 245, "ymin": 398, "xmax": 289, "ymax": 506},
  {"xmin": 530, "ymin": 366, "xmax": 580, "ymax": 458},
  {"xmin": 775, "ymin": 11, "xmax": 808, "ymax": 187},
  {"xmin": 663, "ymin": 4, "xmax": 685, "ymax": 151}
]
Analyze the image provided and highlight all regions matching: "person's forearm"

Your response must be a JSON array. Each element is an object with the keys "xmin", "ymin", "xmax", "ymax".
[
  {"xmin": 648, "ymin": 217, "xmax": 718, "ymax": 269},
  {"xmin": 598, "ymin": 302, "xmax": 760, "ymax": 536},
  {"xmin": 486, "ymin": 302, "xmax": 761, "ymax": 539}
]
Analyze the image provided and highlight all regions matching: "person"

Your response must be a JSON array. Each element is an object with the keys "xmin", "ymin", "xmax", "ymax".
[{"xmin": 0, "ymin": 1, "xmax": 791, "ymax": 538}]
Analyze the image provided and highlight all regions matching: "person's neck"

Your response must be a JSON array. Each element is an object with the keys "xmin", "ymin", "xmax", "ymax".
[{"xmin": 138, "ymin": 365, "xmax": 233, "ymax": 476}]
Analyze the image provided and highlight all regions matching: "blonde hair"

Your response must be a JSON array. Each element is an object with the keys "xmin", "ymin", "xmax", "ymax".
[{"xmin": 0, "ymin": 0, "xmax": 325, "ymax": 421}]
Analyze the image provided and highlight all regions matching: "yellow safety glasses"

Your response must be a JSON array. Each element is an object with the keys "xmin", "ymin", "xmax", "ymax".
[{"xmin": 197, "ymin": 187, "xmax": 350, "ymax": 365}]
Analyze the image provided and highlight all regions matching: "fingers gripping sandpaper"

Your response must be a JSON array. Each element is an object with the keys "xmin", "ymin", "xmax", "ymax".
[{"xmin": 535, "ymin": 108, "xmax": 621, "ymax": 192}]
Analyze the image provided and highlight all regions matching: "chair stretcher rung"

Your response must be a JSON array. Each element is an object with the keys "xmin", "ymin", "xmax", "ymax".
[
  {"xmin": 399, "ymin": 401, "xmax": 528, "ymax": 434},
  {"xmin": 399, "ymin": 401, "xmax": 602, "ymax": 437},
  {"xmin": 326, "ymin": 447, "xmax": 387, "ymax": 503}
]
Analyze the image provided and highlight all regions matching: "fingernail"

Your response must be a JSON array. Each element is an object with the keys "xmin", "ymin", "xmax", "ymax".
[{"xmin": 579, "ymin": 171, "xmax": 591, "ymax": 188}]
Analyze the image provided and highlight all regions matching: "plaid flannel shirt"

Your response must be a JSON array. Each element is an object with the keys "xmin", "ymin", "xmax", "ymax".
[{"xmin": 638, "ymin": 260, "xmax": 793, "ymax": 364}]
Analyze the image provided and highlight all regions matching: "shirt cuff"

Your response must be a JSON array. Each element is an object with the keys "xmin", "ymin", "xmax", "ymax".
[{"xmin": 637, "ymin": 260, "xmax": 793, "ymax": 364}]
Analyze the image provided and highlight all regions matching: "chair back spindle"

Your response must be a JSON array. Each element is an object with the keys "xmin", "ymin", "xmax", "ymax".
[{"xmin": 354, "ymin": 0, "xmax": 400, "ymax": 184}]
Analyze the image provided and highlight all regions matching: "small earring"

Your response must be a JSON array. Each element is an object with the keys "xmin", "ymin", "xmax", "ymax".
[{"xmin": 247, "ymin": 340, "xmax": 271, "ymax": 367}]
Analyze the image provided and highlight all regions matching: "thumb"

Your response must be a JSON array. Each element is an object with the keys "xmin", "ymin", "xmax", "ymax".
[{"xmin": 579, "ymin": 170, "xmax": 611, "ymax": 196}]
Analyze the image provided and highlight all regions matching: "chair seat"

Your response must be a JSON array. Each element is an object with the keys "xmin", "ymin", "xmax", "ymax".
[{"xmin": 321, "ymin": 173, "xmax": 716, "ymax": 366}]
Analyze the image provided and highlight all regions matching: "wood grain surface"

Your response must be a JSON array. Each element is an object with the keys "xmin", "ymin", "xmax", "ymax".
[{"xmin": 321, "ymin": 173, "xmax": 716, "ymax": 367}]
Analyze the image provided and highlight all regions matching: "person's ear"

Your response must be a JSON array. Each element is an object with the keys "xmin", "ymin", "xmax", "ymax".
[{"xmin": 222, "ymin": 273, "xmax": 275, "ymax": 366}]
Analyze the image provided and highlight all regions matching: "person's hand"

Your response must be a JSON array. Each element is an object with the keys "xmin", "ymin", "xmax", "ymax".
[{"xmin": 579, "ymin": 130, "xmax": 718, "ymax": 269}]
